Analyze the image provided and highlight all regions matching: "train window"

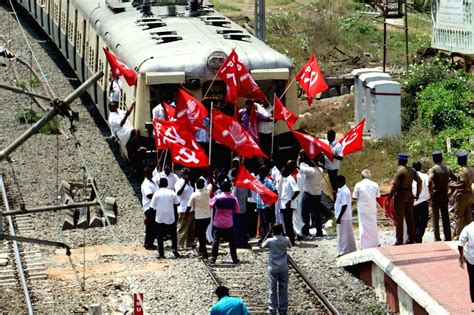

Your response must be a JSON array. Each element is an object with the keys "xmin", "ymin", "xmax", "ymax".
[
  {"xmin": 54, "ymin": 3, "xmax": 59, "ymax": 23},
  {"xmin": 201, "ymin": 81, "xmax": 226, "ymax": 104},
  {"xmin": 255, "ymin": 80, "xmax": 287, "ymax": 105},
  {"xmin": 120, "ymin": 91, "xmax": 127, "ymax": 111},
  {"xmin": 98, "ymin": 59, "xmax": 104, "ymax": 86},
  {"xmin": 60, "ymin": 10, "xmax": 66, "ymax": 30}
]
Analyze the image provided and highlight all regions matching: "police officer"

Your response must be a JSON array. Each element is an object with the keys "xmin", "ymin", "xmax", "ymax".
[
  {"xmin": 428, "ymin": 151, "xmax": 455, "ymax": 241},
  {"xmin": 389, "ymin": 153, "xmax": 422, "ymax": 245},
  {"xmin": 450, "ymin": 152, "xmax": 473, "ymax": 239}
]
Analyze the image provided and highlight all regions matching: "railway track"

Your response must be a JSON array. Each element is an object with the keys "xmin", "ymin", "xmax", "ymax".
[
  {"xmin": 201, "ymin": 248, "xmax": 339, "ymax": 314},
  {"xmin": 0, "ymin": 174, "xmax": 52, "ymax": 313}
]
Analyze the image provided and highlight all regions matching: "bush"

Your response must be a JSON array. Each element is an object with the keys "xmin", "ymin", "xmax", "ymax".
[
  {"xmin": 417, "ymin": 78, "xmax": 472, "ymax": 133},
  {"xmin": 16, "ymin": 108, "xmax": 61, "ymax": 135},
  {"xmin": 400, "ymin": 59, "xmax": 459, "ymax": 129}
]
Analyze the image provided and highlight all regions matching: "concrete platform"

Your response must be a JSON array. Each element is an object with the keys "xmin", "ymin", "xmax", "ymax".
[{"xmin": 337, "ymin": 242, "xmax": 471, "ymax": 314}]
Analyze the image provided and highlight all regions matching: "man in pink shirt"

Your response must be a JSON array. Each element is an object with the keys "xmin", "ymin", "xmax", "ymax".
[{"xmin": 209, "ymin": 180, "xmax": 240, "ymax": 264}]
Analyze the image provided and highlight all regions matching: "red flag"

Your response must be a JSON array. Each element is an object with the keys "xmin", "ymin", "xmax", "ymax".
[
  {"xmin": 162, "ymin": 101, "xmax": 175, "ymax": 120},
  {"xmin": 296, "ymin": 55, "xmax": 328, "ymax": 106},
  {"xmin": 234, "ymin": 165, "xmax": 278, "ymax": 205},
  {"xmin": 153, "ymin": 119, "xmax": 196, "ymax": 150},
  {"xmin": 218, "ymin": 49, "xmax": 266, "ymax": 105},
  {"xmin": 376, "ymin": 194, "xmax": 394, "ymax": 221},
  {"xmin": 211, "ymin": 110, "xmax": 267, "ymax": 159},
  {"xmin": 103, "ymin": 48, "xmax": 137, "ymax": 86},
  {"xmin": 291, "ymin": 130, "xmax": 334, "ymax": 161},
  {"xmin": 248, "ymin": 103, "xmax": 259, "ymax": 144},
  {"xmin": 339, "ymin": 119, "xmax": 365, "ymax": 156},
  {"xmin": 169, "ymin": 141, "xmax": 208, "ymax": 168},
  {"xmin": 153, "ymin": 119, "xmax": 208, "ymax": 167},
  {"xmin": 175, "ymin": 89, "xmax": 209, "ymax": 129},
  {"xmin": 274, "ymin": 96, "xmax": 298, "ymax": 129}
]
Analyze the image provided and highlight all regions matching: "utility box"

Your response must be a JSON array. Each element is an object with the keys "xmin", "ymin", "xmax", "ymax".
[
  {"xmin": 358, "ymin": 72, "xmax": 391, "ymax": 131},
  {"xmin": 352, "ymin": 68, "xmax": 383, "ymax": 123},
  {"xmin": 366, "ymin": 80, "xmax": 401, "ymax": 138}
]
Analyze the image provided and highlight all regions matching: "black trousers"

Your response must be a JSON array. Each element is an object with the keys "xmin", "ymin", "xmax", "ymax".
[
  {"xmin": 259, "ymin": 132, "xmax": 272, "ymax": 158},
  {"xmin": 211, "ymin": 227, "xmax": 238, "ymax": 262},
  {"xmin": 413, "ymin": 200, "xmax": 429, "ymax": 243},
  {"xmin": 281, "ymin": 207, "xmax": 295, "ymax": 245},
  {"xmin": 258, "ymin": 206, "xmax": 276, "ymax": 239},
  {"xmin": 144, "ymin": 209, "xmax": 157, "ymax": 247},
  {"xmin": 301, "ymin": 192, "xmax": 322, "ymax": 236},
  {"xmin": 195, "ymin": 218, "xmax": 210, "ymax": 257},
  {"xmin": 327, "ymin": 169, "xmax": 338, "ymax": 200},
  {"xmin": 156, "ymin": 222, "xmax": 177, "ymax": 256},
  {"xmin": 468, "ymin": 261, "xmax": 474, "ymax": 303}
]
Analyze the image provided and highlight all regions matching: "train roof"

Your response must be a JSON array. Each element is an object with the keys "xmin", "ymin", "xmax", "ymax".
[{"xmin": 75, "ymin": 1, "xmax": 294, "ymax": 77}]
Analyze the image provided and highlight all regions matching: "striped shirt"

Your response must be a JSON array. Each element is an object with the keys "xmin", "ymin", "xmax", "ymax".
[{"xmin": 210, "ymin": 192, "xmax": 240, "ymax": 228}]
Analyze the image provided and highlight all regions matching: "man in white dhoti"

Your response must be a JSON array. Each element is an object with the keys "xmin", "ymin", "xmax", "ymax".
[
  {"xmin": 335, "ymin": 175, "xmax": 356, "ymax": 257},
  {"xmin": 352, "ymin": 169, "xmax": 381, "ymax": 249}
]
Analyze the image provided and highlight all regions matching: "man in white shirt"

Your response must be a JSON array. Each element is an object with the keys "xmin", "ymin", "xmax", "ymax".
[
  {"xmin": 152, "ymin": 103, "xmax": 166, "ymax": 120},
  {"xmin": 458, "ymin": 222, "xmax": 474, "ymax": 302},
  {"xmin": 280, "ymin": 166, "xmax": 300, "ymax": 245},
  {"xmin": 108, "ymin": 101, "xmax": 142, "ymax": 171},
  {"xmin": 150, "ymin": 178, "xmax": 180, "ymax": 258},
  {"xmin": 187, "ymin": 179, "xmax": 212, "ymax": 258},
  {"xmin": 352, "ymin": 169, "xmax": 381, "ymax": 249},
  {"xmin": 412, "ymin": 161, "xmax": 430, "ymax": 243},
  {"xmin": 335, "ymin": 175, "xmax": 356, "ymax": 256},
  {"xmin": 324, "ymin": 129, "xmax": 344, "ymax": 200},
  {"xmin": 175, "ymin": 168, "xmax": 195, "ymax": 249},
  {"xmin": 108, "ymin": 76, "xmax": 121, "ymax": 103},
  {"xmin": 141, "ymin": 167, "xmax": 158, "ymax": 250},
  {"xmin": 298, "ymin": 151, "xmax": 324, "ymax": 237},
  {"xmin": 153, "ymin": 163, "xmax": 179, "ymax": 190}
]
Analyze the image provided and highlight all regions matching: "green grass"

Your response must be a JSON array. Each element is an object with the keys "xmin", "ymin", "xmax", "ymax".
[
  {"xmin": 211, "ymin": 0, "xmax": 241, "ymax": 13},
  {"xmin": 16, "ymin": 108, "xmax": 61, "ymax": 135}
]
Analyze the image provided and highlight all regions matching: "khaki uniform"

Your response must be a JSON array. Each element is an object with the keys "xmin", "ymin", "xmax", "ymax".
[
  {"xmin": 428, "ymin": 163, "xmax": 453, "ymax": 241},
  {"xmin": 393, "ymin": 165, "xmax": 422, "ymax": 244},
  {"xmin": 453, "ymin": 165, "xmax": 473, "ymax": 238}
]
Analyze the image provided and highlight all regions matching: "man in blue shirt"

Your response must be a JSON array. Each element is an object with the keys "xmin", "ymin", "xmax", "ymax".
[{"xmin": 209, "ymin": 286, "xmax": 250, "ymax": 315}]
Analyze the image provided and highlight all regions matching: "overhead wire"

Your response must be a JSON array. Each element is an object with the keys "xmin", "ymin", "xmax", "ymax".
[{"xmin": 8, "ymin": 0, "xmax": 57, "ymax": 99}]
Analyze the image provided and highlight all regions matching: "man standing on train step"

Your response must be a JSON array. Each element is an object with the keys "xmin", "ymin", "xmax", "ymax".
[
  {"xmin": 450, "ymin": 152, "xmax": 473, "ymax": 239},
  {"xmin": 389, "ymin": 153, "xmax": 422, "ymax": 245},
  {"xmin": 325, "ymin": 129, "xmax": 344, "ymax": 200},
  {"xmin": 428, "ymin": 151, "xmax": 455, "ymax": 241},
  {"xmin": 108, "ymin": 101, "xmax": 142, "ymax": 172}
]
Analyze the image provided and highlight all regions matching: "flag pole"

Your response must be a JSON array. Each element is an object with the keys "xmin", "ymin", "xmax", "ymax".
[
  {"xmin": 270, "ymin": 93, "xmax": 276, "ymax": 157},
  {"xmin": 208, "ymin": 101, "xmax": 214, "ymax": 165},
  {"xmin": 202, "ymin": 72, "xmax": 219, "ymax": 100},
  {"xmin": 279, "ymin": 76, "xmax": 296, "ymax": 99}
]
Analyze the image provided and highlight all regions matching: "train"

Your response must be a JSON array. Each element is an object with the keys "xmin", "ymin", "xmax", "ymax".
[{"xmin": 13, "ymin": 0, "xmax": 300, "ymax": 167}]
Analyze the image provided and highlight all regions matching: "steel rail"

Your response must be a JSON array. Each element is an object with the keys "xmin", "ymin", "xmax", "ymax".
[
  {"xmin": 288, "ymin": 255, "xmax": 340, "ymax": 315},
  {"xmin": 0, "ymin": 174, "xmax": 34, "ymax": 315},
  {"xmin": 198, "ymin": 253, "xmax": 221, "ymax": 287}
]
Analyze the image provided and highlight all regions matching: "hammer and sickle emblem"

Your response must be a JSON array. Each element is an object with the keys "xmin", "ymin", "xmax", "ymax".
[{"xmin": 175, "ymin": 148, "xmax": 200, "ymax": 164}]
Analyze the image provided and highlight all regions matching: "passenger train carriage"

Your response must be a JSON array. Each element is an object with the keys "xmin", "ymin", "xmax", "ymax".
[{"xmin": 14, "ymin": 0, "xmax": 299, "ymax": 166}]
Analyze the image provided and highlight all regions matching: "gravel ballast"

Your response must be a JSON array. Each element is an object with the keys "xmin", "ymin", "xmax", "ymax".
[{"xmin": 0, "ymin": 3, "xmax": 388, "ymax": 314}]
